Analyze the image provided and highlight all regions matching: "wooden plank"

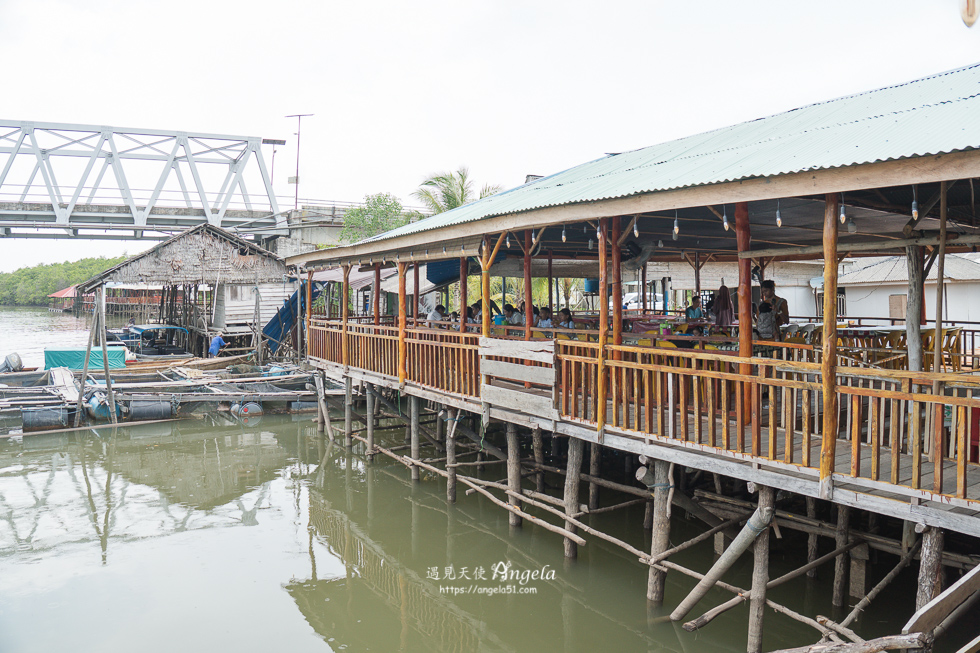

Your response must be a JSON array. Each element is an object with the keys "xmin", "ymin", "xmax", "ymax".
[
  {"xmin": 481, "ymin": 359, "xmax": 555, "ymax": 386},
  {"xmin": 481, "ymin": 383, "xmax": 557, "ymax": 418},
  {"xmin": 479, "ymin": 337, "xmax": 554, "ymax": 363},
  {"xmin": 903, "ymin": 559, "xmax": 980, "ymax": 634}
]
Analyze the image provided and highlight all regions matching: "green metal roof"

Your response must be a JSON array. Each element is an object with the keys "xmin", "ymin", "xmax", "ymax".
[{"xmin": 365, "ymin": 62, "xmax": 980, "ymax": 245}]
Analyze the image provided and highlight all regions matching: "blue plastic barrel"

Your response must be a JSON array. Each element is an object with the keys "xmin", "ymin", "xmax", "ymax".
[{"xmin": 584, "ymin": 278, "xmax": 600, "ymax": 293}]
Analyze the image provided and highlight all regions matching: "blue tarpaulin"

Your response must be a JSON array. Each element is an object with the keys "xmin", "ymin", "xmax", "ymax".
[{"xmin": 263, "ymin": 281, "xmax": 321, "ymax": 354}]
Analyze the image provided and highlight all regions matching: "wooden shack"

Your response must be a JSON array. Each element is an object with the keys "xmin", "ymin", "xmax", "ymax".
[{"xmin": 79, "ymin": 224, "xmax": 290, "ymax": 356}]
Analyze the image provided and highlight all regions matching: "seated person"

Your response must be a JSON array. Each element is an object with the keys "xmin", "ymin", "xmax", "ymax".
[
  {"xmin": 465, "ymin": 307, "xmax": 478, "ymax": 324},
  {"xmin": 685, "ymin": 296, "xmax": 704, "ymax": 320},
  {"xmin": 755, "ymin": 302, "xmax": 780, "ymax": 341},
  {"xmin": 557, "ymin": 308, "xmax": 575, "ymax": 329},
  {"xmin": 449, "ymin": 311, "xmax": 460, "ymax": 323},
  {"xmin": 426, "ymin": 304, "xmax": 446, "ymax": 326},
  {"xmin": 536, "ymin": 307, "xmax": 554, "ymax": 328},
  {"xmin": 503, "ymin": 304, "xmax": 525, "ymax": 326}
]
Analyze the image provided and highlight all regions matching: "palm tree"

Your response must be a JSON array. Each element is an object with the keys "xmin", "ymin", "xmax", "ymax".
[{"xmin": 412, "ymin": 166, "xmax": 501, "ymax": 214}]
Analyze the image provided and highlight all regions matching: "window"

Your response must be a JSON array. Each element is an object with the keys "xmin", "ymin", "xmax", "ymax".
[{"xmin": 888, "ymin": 294, "xmax": 907, "ymax": 320}]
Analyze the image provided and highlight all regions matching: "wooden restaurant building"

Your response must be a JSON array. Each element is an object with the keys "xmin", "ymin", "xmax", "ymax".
[{"xmin": 289, "ymin": 64, "xmax": 980, "ymax": 650}]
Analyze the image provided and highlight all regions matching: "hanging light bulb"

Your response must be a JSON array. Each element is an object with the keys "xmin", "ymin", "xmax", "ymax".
[
  {"xmin": 911, "ymin": 186, "xmax": 919, "ymax": 219},
  {"xmin": 506, "ymin": 234, "xmax": 511, "ymax": 248},
  {"xmin": 672, "ymin": 230, "xmax": 678, "ymax": 242},
  {"xmin": 589, "ymin": 238, "xmax": 594, "ymax": 250},
  {"xmin": 657, "ymin": 239, "xmax": 664, "ymax": 248},
  {"xmin": 847, "ymin": 218, "xmax": 857, "ymax": 234},
  {"xmin": 775, "ymin": 199, "xmax": 782, "ymax": 228},
  {"xmin": 633, "ymin": 220, "xmax": 639, "ymax": 238},
  {"xmin": 722, "ymin": 206, "xmax": 729, "ymax": 231},
  {"xmin": 583, "ymin": 224, "xmax": 587, "ymax": 233},
  {"xmin": 561, "ymin": 226, "xmax": 567, "ymax": 243},
  {"xmin": 531, "ymin": 229, "xmax": 536, "ymax": 241},
  {"xmin": 839, "ymin": 194, "xmax": 846, "ymax": 224},
  {"xmin": 673, "ymin": 211, "xmax": 680, "ymax": 236},
  {"xmin": 596, "ymin": 224, "xmax": 602, "ymax": 240}
]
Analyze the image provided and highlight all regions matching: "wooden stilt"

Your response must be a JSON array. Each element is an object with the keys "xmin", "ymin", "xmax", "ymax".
[
  {"xmin": 820, "ymin": 195, "xmax": 840, "ymax": 499},
  {"xmin": 532, "ymin": 426, "xmax": 545, "ymax": 493},
  {"xmin": 97, "ymin": 289, "xmax": 118, "ymax": 425},
  {"xmin": 833, "ymin": 504, "xmax": 851, "ymax": 608},
  {"xmin": 506, "ymin": 423, "xmax": 522, "ymax": 527},
  {"xmin": 344, "ymin": 377, "xmax": 353, "ymax": 448},
  {"xmin": 365, "ymin": 382, "xmax": 375, "ymax": 462},
  {"xmin": 747, "ymin": 485, "xmax": 775, "ymax": 653},
  {"xmin": 807, "ymin": 497, "xmax": 819, "ymax": 578},
  {"xmin": 410, "ymin": 396, "xmax": 420, "ymax": 482},
  {"xmin": 648, "ymin": 459, "xmax": 672, "ymax": 605},
  {"xmin": 849, "ymin": 543, "xmax": 871, "ymax": 599},
  {"xmin": 841, "ymin": 538, "xmax": 921, "ymax": 629},
  {"xmin": 643, "ymin": 501, "xmax": 654, "ymax": 531},
  {"xmin": 588, "ymin": 442, "xmax": 601, "ymax": 511},
  {"xmin": 446, "ymin": 409, "xmax": 458, "ymax": 503},
  {"xmin": 916, "ymin": 527, "xmax": 944, "ymax": 610},
  {"xmin": 563, "ymin": 437, "xmax": 584, "ymax": 559}
]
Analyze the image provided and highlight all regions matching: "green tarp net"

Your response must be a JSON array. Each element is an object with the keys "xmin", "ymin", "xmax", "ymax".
[{"xmin": 44, "ymin": 348, "xmax": 126, "ymax": 370}]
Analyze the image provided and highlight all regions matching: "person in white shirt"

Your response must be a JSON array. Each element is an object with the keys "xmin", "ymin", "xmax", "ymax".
[
  {"xmin": 426, "ymin": 304, "xmax": 446, "ymax": 326},
  {"xmin": 503, "ymin": 304, "xmax": 524, "ymax": 326},
  {"xmin": 536, "ymin": 307, "xmax": 554, "ymax": 328}
]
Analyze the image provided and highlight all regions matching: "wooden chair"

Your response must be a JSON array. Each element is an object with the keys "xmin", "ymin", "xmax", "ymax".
[
  {"xmin": 921, "ymin": 329, "xmax": 937, "ymax": 371},
  {"xmin": 941, "ymin": 327, "xmax": 963, "ymax": 372}
]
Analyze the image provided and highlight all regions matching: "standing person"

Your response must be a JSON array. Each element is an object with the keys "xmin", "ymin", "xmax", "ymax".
[
  {"xmin": 685, "ymin": 295, "xmax": 704, "ymax": 320},
  {"xmin": 714, "ymin": 285, "xmax": 735, "ymax": 328},
  {"xmin": 209, "ymin": 332, "xmax": 228, "ymax": 358},
  {"xmin": 760, "ymin": 280, "xmax": 789, "ymax": 326}
]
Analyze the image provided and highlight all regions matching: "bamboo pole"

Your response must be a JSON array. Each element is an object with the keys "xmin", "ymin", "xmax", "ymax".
[{"xmin": 820, "ymin": 194, "xmax": 840, "ymax": 499}]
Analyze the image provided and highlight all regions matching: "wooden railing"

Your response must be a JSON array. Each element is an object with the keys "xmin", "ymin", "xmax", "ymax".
[
  {"xmin": 308, "ymin": 319, "xmax": 342, "ymax": 363},
  {"xmin": 406, "ymin": 327, "xmax": 481, "ymax": 397},
  {"xmin": 348, "ymin": 324, "xmax": 399, "ymax": 378},
  {"xmin": 555, "ymin": 340, "xmax": 980, "ymax": 504}
]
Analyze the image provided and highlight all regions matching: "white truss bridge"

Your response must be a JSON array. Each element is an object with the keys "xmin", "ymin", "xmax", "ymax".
[{"xmin": 0, "ymin": 120, "xmax": 287, "ymax": 239}]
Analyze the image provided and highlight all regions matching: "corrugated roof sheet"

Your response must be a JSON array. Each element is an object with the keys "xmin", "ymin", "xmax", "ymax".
[
  {"xmin": 365, "ymin": 63, "xmax": 980, "ymax": 245},
  {"xmin": 838, "ymin": 254, "xmax": 980, "ymax": 285}
]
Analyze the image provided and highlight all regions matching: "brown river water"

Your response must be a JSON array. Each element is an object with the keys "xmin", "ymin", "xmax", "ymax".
[{"xmin": 0, "ymin": 307, "xmax": 962, "ymax": 652}]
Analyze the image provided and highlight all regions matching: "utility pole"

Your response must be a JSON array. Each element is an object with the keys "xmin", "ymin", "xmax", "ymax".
[{"xmin": 286, "ymin": 113, "xmax": 313, "ymax": 211}]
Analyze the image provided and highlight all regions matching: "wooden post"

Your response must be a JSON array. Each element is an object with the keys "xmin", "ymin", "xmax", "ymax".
[
  {"xmin": 932, "ymin": 183, "xmax": 948, "ymax": 488},
  {"xmin": 747, "ymin": 485, "xmax": 775, "ymax": 653},
  {"xmin": 832, "ymin": 504, "xmax": 851, "ymax": 608},
  {"xmin": 735, "ymin": 202, "xmax": 753, "ymax": 428},
  {"xmin": 849, "ymin": 543, "xmax": 871, "ymax": 599},
  {"xmin": 507, "ymin": 423, "xmax": 522, "ymax": 527},
  {"xmin": 916, "ymin": 527, "xmax": 944, "ymax": 610},
  {"xmin": 397, "ymin": 262, "xmax": 407, "ymax": 385},
  {"xmin": 694, "ymin": 251, "xmax": 701, "ymax": 296},
  {"xmin": 648, "ymin": 459, "xmax": 672, "ymax": 604},
  {"xmin": 344, "ymin": 377, "xmax": 353, "ymax": 448},
  {"xmin": 524, "ymin": 230, "xmax": 532, "ymax": 341},
  {"xmin": 563, "ymin": 437, "xmax": 584, "ymax": 558},
  {"xmin": 532, "ymin": 426, "xmax": 545, "ymax": 493},
  {"xmin": 611, "ymin": 217, "xmax": 622, "ymax": 352},
  {"xmin": 906, "ymin": 246, "xmax": 924, "ymax": 372},
  {"xmin": 365, "ymin": 382, "xmax": 375, "ymax": 462},
  {"xmin": 480, "ymin": 234, "xmax": 506, "ymax": 338},
  {"xmin": 588, "ymin": 443, "xmax": 601, "ymax": 511},
  {"xmin": 410, "ymin": 395, "xmax": 420, "ymax": 482},
  {"xmin": 547, "ymin": 250, "xmax": 554, "ymax": 311},
  {"xmin": 373, "ymin": 264, "xmax": 381, "ymax": 325},
  {"xmin": 820, "ymin": 194, "xmax": 840, "ymax": 499},
  {"xmin": 413, "ymin": 263, "xmax": 420, "ymax": 325},
  {"xmin": 806, "ymin": 497, "xmax": 819, "ymax": 578},
  {"xmin": 596, "ymin": 219, "xmax": 609, "ymax": 441},
  {"xmin": 97, "ymin": 289, "xmax": 118, "ymax": 425},
  {"xmin": 73, "ymin": 300, "xmax": 100, "ymax": 427},
  {"xmin": 459, "ymin": 257, "xmax": 467, "ymax": 334},
  {"xmin": 341, "ymin": 265, "xmax": 350, "ymax": 369},
  {"xmin": 306, "ymin": 270, "xmax": 313, "ymax": 357},
  {"xmin": 641, "ymin": 264, "xmax": 648, "ymax": 312}
]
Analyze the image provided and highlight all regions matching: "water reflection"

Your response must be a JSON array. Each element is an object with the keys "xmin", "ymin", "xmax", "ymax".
[{"xmin": 0, "ymin": 414, "xmax": 876, "ymax": 652}]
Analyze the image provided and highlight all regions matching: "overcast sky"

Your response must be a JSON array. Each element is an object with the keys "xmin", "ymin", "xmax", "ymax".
[{"xmin": 0, "ymin": 0, "xmax": 978, "ymax": 272}]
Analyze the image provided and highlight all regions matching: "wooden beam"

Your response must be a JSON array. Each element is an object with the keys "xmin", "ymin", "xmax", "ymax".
[
  {"xmin": 740, "ymin": 233, "xmax": 980, "ymax": 259},
  {"xmin": 617, "ymin": 215, "xmax": 638, "ymax": 246},
  {"xmin": 904, "ymin": 557, "xmax": 980, "ymax": 635},
  {"xmin": 820, "ymin": 194, "xmax": 840, "ymax": 499}
]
